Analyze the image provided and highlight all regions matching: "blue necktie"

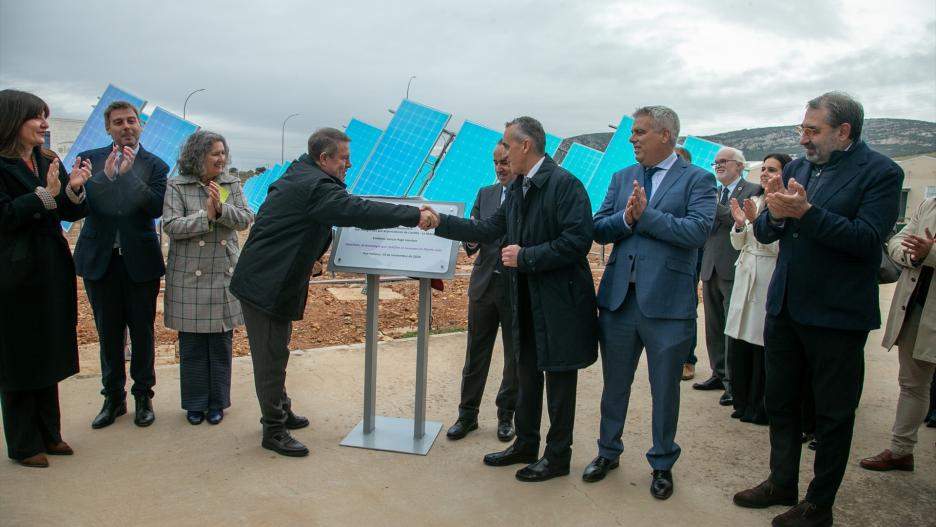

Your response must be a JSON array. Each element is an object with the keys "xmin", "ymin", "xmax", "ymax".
[
  {"xmin": 720, "ymin": 185, "xmax": 730, "ymax": 205},
  {"xmin": 643, "ymin": 166, "xmax": 661, "ymax": 197}
]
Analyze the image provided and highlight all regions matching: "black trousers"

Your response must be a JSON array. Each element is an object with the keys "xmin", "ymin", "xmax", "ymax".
[
  {"xmin": 0, "ymin": 384, "xmax": 62, "ymax": 460},
  {"xmin": 730, "ymin": 338, "xmax": 767, "ymax": 424},
  {"xmin": 241, "ymin": 302, "xmax": 296, "ymax": 436},
  {"xmin": 764, "ymin": 307, "xmax": 867, "ymax": 508},
  {"xmin": 512, "ymin": 277, "xmax": 578, "ymax": 468},
  {"xmin": 84, "ymin": 252, "xmax": 159, "ymax": 399},
  {"xmin": 178, "ymin": 331, "xmax": 233, "ymax": 412},
  {"xmin": 459, "ymin": 273, "xmax": 518, "ymax": 422},
  {"xmin": 702, "ymin": 270, "xmax": 734, "ymax": 386}
]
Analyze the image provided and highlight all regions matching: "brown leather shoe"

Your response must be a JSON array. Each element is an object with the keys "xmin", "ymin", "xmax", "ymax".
[
  {"xmin": 859, "ymin": 449, "xmax": 914, "ymax": 471},
  {"xmin": 46, "ymin": 441, "xmax": 74, "ymax": 456},
  {"xmin": 681, "ymin": 363, "xmax": 695, "ymax": 381},
  {"xmin": 17, "ymin": 453, "xmax": 49, "ymax": 468},
  {"xmin": 772, "ymin": 501, "xmax": 832, "ymax": 527},
  {"xmin": 733, "ymin": 480, "xmax": 797, "ymax": 509}
]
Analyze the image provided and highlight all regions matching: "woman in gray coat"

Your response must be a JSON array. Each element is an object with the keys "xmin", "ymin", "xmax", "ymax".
[{"xmin": 163, "ymin": 131, "xmax": 253, "ymax": 425}]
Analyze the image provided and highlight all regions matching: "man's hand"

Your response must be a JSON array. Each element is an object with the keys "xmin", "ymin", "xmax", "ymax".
[
  {"xmin": 768, "ymin": 179, "xmax": 811, "ymax": 219},
  {"xmin": 44, "ymin": 158, "xmax": 61, "ymax": 196},
  {"xmin": 501, "ymin": 244, "xmax": 521, "ymax": 267},
  {"xmin": 116, "ymin": 145, "xmax": 136, "ymax": 175},
  {"xmin": 631, "ymin": 182, "xmax": 648, "ymax": 221},
  {"xmin": 902, "ymin": 227, "xmax": 934, "ymax": 264},
  {"xmin": 418, "ymin": 205, "xmax": 439, "ymax": 230},
  {"xmin": 206, "ymin": 182, "xmax": 221, "ymax": 221},
  {"xmin": 729, "ymin": 197, "xmax": 746, "ymax": 228},
  {"xmin": 68, "ymin": 157, "xmax": 92, "ymax": 191}
]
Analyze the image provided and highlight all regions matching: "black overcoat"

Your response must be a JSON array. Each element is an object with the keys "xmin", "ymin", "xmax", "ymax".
[
  {"xmin": 435, "ymin": 156, "xmax": 598, "ymax": 371},
  {"xmin": 0, "ymin": 147, "xmax": 87, "ymax": 390}
]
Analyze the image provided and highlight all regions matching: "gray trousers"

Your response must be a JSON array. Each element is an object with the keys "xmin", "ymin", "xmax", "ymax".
[
  {"xmin": 241, "ymin": 303, "xmax": 295, "ymax": 435},
  {"xmin": 702, "ymin": 270, "xmax": 734, "ymax": 389}
]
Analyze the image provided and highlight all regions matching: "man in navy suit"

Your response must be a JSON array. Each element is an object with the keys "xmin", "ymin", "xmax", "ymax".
[
  {"xmin": 582, "ymin": 106, "xmax": 715, "ymax": 500},
  {"xmin": 445, "ymin": 141, "xmax": 519, "ymax": 442},
  {"xmin": 733, "ymin": 92, "xmax": 903, "ymax": 527},
  {"xmin": 74, "ymin": 101, "xmax": 169, "ymax": 429}
]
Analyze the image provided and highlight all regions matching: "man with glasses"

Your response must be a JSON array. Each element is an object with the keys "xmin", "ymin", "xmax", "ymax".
[
  {"xmin": 733, "ymin": 92, "xmax": 903, "ymax": 527},
  {"xmin": 445, "ymin": 141, "xmax": 519, "ymax": 442},
  {"xmin": 693, "ymin": 147, "xmax": 760, "ymax": 410}
]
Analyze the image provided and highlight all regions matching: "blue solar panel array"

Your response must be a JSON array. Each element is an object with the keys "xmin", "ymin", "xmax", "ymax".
[
  {"xmin": 421, "ymin": 121, "xmax": 503, "ymax": 216},
  {"xmin": 138, "ymin": 107, "xmax": 199, "ymax": 173},
  {"xmin": 350, "ymin": 99, "xmax": 450, "ymax": 197},
  {"xmin": 63, "ymin": 84, "xmax": 145, "ymax": 169},
  {"xmin": 545, "ymin": 133, "xmax": 562, "ymax": 157},
  {"xmin": 682, "ymin": 136, "xmax": 722, "ymax": 175},
  {"xmin": 244, "ymin": 162, "xmax": 291, "ymax": 212},
  {"xmin": 343, "ymin": 118, "xmax": 382, "ymax": 189},
  {"xmin": 585, "ymin": 116, "xmax": 636, "ymax": 213},
  {"xmin": 560, "ymin": 143, "xmax": 603, "ymax": 183}
]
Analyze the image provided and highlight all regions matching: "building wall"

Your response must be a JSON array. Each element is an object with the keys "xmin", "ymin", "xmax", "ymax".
[
  {"xmin": 48, "ymin": 118, "xmax": 86, "ymax": 158},
  {"xmin": 896, "ymin": 155, "xmax": 936, "ymax": 220}
]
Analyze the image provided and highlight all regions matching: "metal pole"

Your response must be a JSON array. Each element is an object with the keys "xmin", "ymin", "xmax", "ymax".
[
  {"xmin": 406, "ymin": 76, "xmax": 416, "ymax": 99},
  {"xmin": 281, "ymin": 113, "xmax": 300, "ymax": 164},
  {"xmin": 413, "ymin": 278, "xmax": 432, "ymax": 439},
  {"xmin": 363, "ymin": 274, "xmax": 380, "ymax": 434},
  {"xmin": 182, "ymin": 88, "xmax": 206, "ymax": 120}
]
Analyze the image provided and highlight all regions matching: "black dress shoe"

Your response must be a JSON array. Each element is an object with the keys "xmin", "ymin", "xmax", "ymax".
[
  {"xmin": 134, "ymin": 396, "xmax": 155, "ymax": 427},
  {"xmin": 187, "ymin": 411, "xmax": 205, "ymax": 425},
  {"xmin": 262, "ymin": 431, "xmax": 309, "ymax": 457},
  {"xmin": 516, "ymin": 457, "xmax": 569, "ymax": 482},
  {"xmin": 496, "ymin": 419, "xmax": 515, "ymax": 442},
  {"xmin": 582, "ymin": 456, "xmax": 619, "ymax": 482},
  {"xmin": 91, "ymin": 397, "xmax": 127, "ymax": 429},
  {"xmin": 285, "ymin": 410, "xmax": 310, "ymax": 430},
  {"xmin": 731, "ymin": 409, "xmax": 743, "ymax": 419},
  {"xmin": 692, "ymin": 376, "xmax": 724, "ymax": 391},
  {"xmin": 483, "ymin": 445, "xmax": 538, "ymax": 467},
  {"xmin": 772, "ymin": 501, "xmax": 832, "ymax": 527},
  {"xmin": 719, "ymin": 392, "xmax": 734, "ymax": 406},
  {"xmin": 206, "ymin": 409, "xmax": 224, "ymax": 425},
  {"xmin": 650, "ymin": 470, "xmax": 674, "ymax": 500},
  {"xmin": 733, "ymin": 480, "xmax": 798, "ymax": 508},
  {"xmin": 446, "ymin": 419, "xmax": 478, "ymax": 440}
]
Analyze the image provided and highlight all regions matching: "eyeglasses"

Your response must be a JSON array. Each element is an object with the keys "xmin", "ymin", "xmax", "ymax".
[
  {"xmin": 711, "ymin": 159, "xmax": 742, "ymax": 168},
  {"xmin": 794, "ymin": 125, "xmax": 823, "ymax": 138}
]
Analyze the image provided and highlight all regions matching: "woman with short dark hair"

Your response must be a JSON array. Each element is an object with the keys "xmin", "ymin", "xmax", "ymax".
[
  {"xmin": 0, "ymin": 89, "xmax": 91, "ymax": 467},
  {"xmin": 163, "ymin": 131, "xmax": 253, "ymax": 425}
]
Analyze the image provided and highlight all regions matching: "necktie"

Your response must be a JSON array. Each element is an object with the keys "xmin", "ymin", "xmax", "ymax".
[
  {"xmin": 522, "ymin": 177, "xmax": 532, "ymax": 197},
  {"xmin": 500, "ymin": 186, "xmax": 506, "ymax": 205},
  {"xmin": 720, "ymin": 185, "xmax": 730, "ymax": 205},
  {"xmin": 643, "ymin": 166, "xmax": 660, "ymax": 197}
]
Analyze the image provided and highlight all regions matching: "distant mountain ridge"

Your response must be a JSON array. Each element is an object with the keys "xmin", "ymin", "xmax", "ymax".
[{"xmin": 559, "ymin": 118, "xmax": 936, "ymax": 163}]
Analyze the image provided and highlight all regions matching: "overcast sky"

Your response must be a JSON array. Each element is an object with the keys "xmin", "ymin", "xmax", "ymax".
[{"xmin": 2, "ymin": 0, "xmax": 934, "ymax": 168}]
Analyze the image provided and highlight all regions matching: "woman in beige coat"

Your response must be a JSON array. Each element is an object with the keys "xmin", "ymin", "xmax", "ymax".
[
  {"xmin": 163, "ymin": 131, "xmax": 253, "ymax": 425},
  {"xmin": 725, "ymin": 153, "xmax": 790, "ymax": 424},
  {"xmin": 860, "ymin": 197, "xmax": 935, "ymax": 471}
]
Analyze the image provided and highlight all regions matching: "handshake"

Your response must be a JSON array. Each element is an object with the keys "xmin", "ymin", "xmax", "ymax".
[{"xmin": 418, "ymin": 205, "xmax": 440, "ymax": 230}]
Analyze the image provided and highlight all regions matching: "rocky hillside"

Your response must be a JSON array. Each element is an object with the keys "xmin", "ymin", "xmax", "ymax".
[{"xmin": 559, "ymin": 118, "xmax": 936, "ymax": 162}]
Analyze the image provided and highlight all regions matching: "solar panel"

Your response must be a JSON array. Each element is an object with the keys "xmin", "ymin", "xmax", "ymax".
[
  {"xmin": 560, "ymin": 143, "xmax": 603, "ymax": 183},
  {"xmin": 545, "ymin": 133, "xmax": 562, "ymax": 157},
  {"xmin": 350, "ymin": 99, "xmax": 450, "ymax": 196},
  {"xmin": 585, "ymin": 116, "xmax": 636, "ymax": 214},
  {"xmin": 138, "ymin": 107, "xmax": 199, "ymax": 173},
  {"xmin": 63, "ymin": 84, "xmax": 145, "ymax": 169},
  {"xmin": 421, "ymin": 121, "xmax": 502, "ymax": 216},
  {"xmin": 682, "ymin": 136, "xmax": 722, "ymax": 174},
  {"xmin": 344, "ymin": 118, "xmax": 382, "ymax": 189}
]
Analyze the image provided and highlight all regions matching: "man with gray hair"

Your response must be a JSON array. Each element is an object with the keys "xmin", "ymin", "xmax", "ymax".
[
  {"xmin": 694, "ymin": 146, "xmax": 761, "ymax": 409},
  {"xmin": 230, "ymin": 128, "xmax": 438, "ymax": 457},
  {"xmin": 582, "ymin": 106, "xmax": 715, "ymax": 499},
  {"xmin": 734, "ymin": 92, "xmax": 903, "ymax": 527}
]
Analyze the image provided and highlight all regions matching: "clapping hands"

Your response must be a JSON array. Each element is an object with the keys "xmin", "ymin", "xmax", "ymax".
[
  {"xmin": 624, "ymin": 179, "xmax": 648, "ymax": 225},
  {"xmin": 104, "ymin": 145, "xmax": 136, "ymax": 177},
  {"xmin": 206, "ymin": 181, "xmax": 222, "ymax": 221},
  {"xmin": 68, "ymin": 157, "xmax": 92, "ymax": 191},
  {"xmin": 764, "ymin": 174, "xmax": 811, "ymax": 219},
  {"xmin": 729, "ymin": 197, "xmax": 757, "ymax": 228}
]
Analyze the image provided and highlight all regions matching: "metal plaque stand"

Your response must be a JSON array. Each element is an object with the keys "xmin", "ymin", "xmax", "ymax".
[{"xmin": 340, "ymin": 275, "xmax": 442, "ymax": 455}]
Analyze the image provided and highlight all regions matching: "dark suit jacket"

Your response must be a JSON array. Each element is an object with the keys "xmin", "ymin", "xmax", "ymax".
[
  {"xmin": 701, "ymin": 178, "xmax": 762, "ymax": 281},
  {"xmin": 754, "ymin": 140, "xmax": 903, "ymax": 331},
  {"xmin": 593, "ymin": 157, "xmax": 716, "ymax": 319},
  {"xmin": 230, "ymin": 154, "xmax": 420, "ymax": 321},
  {"xmin": 465, "ymin": 183, "xmax": 507, "ymax": 300},
  {"xmin": 73, "ymin": 144, "xmax": 169, "ymax": 282},
  {"xmin": 435, "ymin": 156, "xmax": 598, "ymax": 372}
]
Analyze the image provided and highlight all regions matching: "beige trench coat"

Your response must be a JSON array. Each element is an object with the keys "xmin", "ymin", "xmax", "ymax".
[
  {"xmin": 162, "ymin": 173, "xmax": 254, "ymax": 333},
  {"xmin": 725, "ymin": 195, "xmax": 778, "ymax": 346},
  {"xmin": 882, "ymin": 197, "xmax": 936, "ymax": 363}
]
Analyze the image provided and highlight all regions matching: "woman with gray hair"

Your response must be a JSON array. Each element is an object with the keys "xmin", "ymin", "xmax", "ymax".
[{"xmin": 163, "ymin": 131, "xmax": 253, "ymax": 425}]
